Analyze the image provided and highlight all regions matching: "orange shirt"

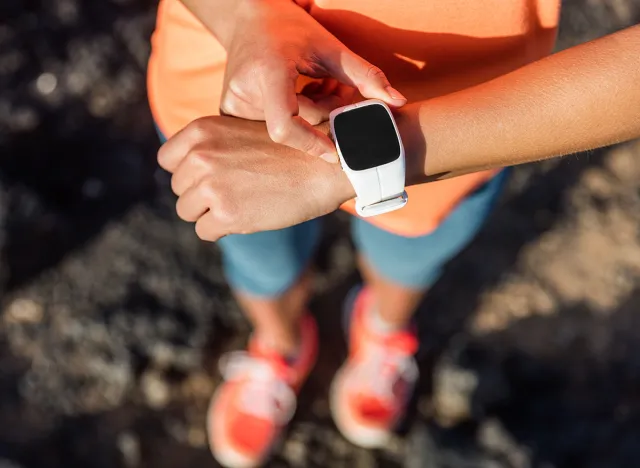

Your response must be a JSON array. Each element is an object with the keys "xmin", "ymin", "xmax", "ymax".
[{"xmin": 148, "ymin": 0, "xmax": 560, "ymax": 236}]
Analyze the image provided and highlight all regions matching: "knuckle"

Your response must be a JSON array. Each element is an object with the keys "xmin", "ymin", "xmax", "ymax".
[
  {"xmin": 268, "ymin": 120, "xmax": 292, "ymax": 144},
  {"xmin": 366, "ymin": 64, "xmax": 384, "ymax": 78},
  {"xmin": 194, "ymin": 220, "xmax": 214, "ymax": 242},
  {"xmin": 219, "ymin": 101, "xmax": 234, "ymax": 117},
  {"xmin": 197, "ymin": 178, "xmax": 220, "ymax": 205},
  {"xmin": 220, "ymin": 93, "xmax": 240, "ymax": 117},
  {"xmin": 216, "ymin": 198, "xmax": 238, "ymax": 226},
  {"xmin": 187, "ymin": 117, "xmax": 208, "ymax": 133},
  {"xmin": 189, "ymin": 149, "xmax": 215, "ymax": 172},
  {"xmin": 366, "ymin": 64, "xmax": 388, "ymax": 84},
  {"xmin": 186, "ymin": 117, "xmax": 212, "ymax": 140},
  {"xmin": 227, "ymin": 77, "xmax": 246, "ymax": 97}
]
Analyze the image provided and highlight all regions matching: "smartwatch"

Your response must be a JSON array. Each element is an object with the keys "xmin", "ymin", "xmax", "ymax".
[{"xmin": 329, "ymin": 99, "xmax": 408, "ymax": 217}]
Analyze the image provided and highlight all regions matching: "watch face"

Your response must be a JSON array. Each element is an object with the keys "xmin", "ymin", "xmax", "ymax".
[{"xmin": 333, "ymin": 103, "xmax": 401, "ymax": 171}]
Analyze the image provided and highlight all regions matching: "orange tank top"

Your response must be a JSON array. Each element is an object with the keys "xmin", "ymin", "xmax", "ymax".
[{"xmin": 148, "ymin": 0, "xmax": 560, "ymax": 236}]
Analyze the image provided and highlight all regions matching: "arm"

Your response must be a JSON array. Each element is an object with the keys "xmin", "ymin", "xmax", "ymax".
[
  {"xmin": 158, "ymin": 24, "xmax": 640, "ymax": 241},
  {"xmin": 398, "ymin": 24, "xmax": 640, "ymax": 184},
  {"xmin": 178, "ymin": 0, "xmax": 405, "ymax": 157},
  {"xmin": 178, "ymin": 0, "xmax": 248, "ymax": 49}
]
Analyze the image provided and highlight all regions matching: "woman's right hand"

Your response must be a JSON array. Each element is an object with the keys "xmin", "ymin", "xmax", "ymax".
[{"xmin": 211, "ymin": 0, "xmax": 407, "ymax": 159}]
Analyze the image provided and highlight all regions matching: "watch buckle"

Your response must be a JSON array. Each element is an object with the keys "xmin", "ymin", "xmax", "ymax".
[{"xmin": 355, "ymin": 191, "xmax": 408, "ymax": 218}]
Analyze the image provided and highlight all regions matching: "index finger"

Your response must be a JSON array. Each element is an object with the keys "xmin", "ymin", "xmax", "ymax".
[
  {"xmin": 260, "ymin": 62, "xmax": 335, "ymax": 158},
  {"xmin": 157, "ymin": 119, "xmax": 208, "ymax": 173}
]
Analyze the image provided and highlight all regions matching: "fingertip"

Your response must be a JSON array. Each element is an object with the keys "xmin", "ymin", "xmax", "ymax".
[{"xmin": 384, "ymin": 86, "xmax": 407, "ymax": 106}]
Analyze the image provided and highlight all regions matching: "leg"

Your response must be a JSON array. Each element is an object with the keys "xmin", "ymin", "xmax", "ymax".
[
  {"xmin": 354, "ymin": 169, "xmax": 509, "ymax": 328},
  {"xmin": 331, "ymin": 171, "xmax": 508, "ymax": 448},
  {"xmin": 219, "ymin": 219, "xmax": 320, "ymax": 356},
  {"xmin": 357, "ymin": 254, "xmax": 423, "ymax": 330},
  {"xmin": 209, "ymin": 220, "xmax": 322, "ymax": 467},
  {"xmin": 233, "ymin": 274, "xmax": 311, "ymax": 355}
]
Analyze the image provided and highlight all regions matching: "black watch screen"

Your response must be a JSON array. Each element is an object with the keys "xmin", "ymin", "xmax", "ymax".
[{"xmin": 333, "ymin": 103, "xmax": 401, "ymax": 171}]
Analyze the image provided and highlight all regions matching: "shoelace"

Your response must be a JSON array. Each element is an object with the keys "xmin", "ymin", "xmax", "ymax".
[
  {"xmin": 219, "ymin": 351, "xmax": 297, "ymax": 425},
  {"xmin": 356, "ymin": 345, "xmax": 419, "ymax": 401}
]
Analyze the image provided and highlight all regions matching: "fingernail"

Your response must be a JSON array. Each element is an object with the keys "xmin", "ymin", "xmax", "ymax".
[
  {"xmin": 321, "ymin": 152, "xmax": 339, "ymax": 164},
  {"xmin": 385, "ymin": 86, "xmax": 407, "ymax": 102}
]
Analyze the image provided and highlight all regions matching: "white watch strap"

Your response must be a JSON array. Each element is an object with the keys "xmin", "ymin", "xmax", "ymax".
[
  {"xmin": 356, "ymin": 191, "xmax": 408, "ymax": 217},
  {"xmin": 330, "ymin": 99, "xmax": 408, "ymax": 218},
  {"xmin": 350, "ymin": 157, "xmax": 406, "ymax": 216}
]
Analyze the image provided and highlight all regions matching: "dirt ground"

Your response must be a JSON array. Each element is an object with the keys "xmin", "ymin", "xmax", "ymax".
[{"xmin": 1, "ymin": 1, "xmax": 640, "ymax": 467}]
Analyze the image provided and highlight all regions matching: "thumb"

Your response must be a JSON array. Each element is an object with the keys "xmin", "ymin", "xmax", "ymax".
[{"xmin": 322, "ymin": 46, "xmax": 407, "ymax": 107}]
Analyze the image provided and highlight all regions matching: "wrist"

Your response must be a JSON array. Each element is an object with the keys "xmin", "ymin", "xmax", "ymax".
[
  {"xmin": 313, "ymin": 120, "xmax": 356, "ymax": 204},
  {"xmin": 393, "ymin": 103, "xmax": 427, "ymax": 186}
]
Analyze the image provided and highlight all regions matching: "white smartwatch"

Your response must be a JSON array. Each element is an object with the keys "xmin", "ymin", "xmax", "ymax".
[{"xmin": 329, "ymin": 99, "xmax": 408, "ymax": 217}]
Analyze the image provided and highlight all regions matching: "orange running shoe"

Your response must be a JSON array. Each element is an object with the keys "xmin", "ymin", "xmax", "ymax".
[
  {"xmin": 331, "ymin": 287, "xmax": 419, "ymax": 448},
  {"xmin": 208, "ymin": 314, "xmax": 318, "ymax": 467}
]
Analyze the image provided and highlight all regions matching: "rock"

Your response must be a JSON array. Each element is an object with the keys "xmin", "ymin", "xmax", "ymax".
[
  {"xmin": 186, "ymin": 426, "xmax": 207, "ymax": 448},
  {"xmin": 117, "ymin": 431, "xmax": 141, "ymax": 468},
  {"xmin": 478, "ymin": 419, "xmax": 531, "ymax": 468},
  {"xmin": 35, "ymin": 72, "xmax": 58, "ymax": 95},
  {"xmin": 283, "ymin": 437, "xmax": 307, "ymax": 468},
  {"xmin": 432, "ymin": 354, "xmax": 479, "ymax": 427},
  {"xmin": 140, "ymin": 370, "xmax": 170, "ymax": 409},
  {"xmin": 4, "ymin": 298, "xmax": 43, "ymax": 324},
  {"xmin": 180, "ymin": 372, "xmax": 214, "ymax": 401},
  {"xmin": 431, "ymin": 341, "xmax": 510, "ymax": 427}
]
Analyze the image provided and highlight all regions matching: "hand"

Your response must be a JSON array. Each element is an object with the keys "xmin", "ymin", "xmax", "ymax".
[
  {"xmin": 157, "ymin": 116, "xmax": 356, "ymax": 241},
  {"xmin": 218, "ymin": 0, "xmax": 406, "ymax": 159}
]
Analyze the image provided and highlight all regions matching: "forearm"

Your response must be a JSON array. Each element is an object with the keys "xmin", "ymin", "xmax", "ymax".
[
  {"xmin": 398, "ymin": 25, "xmax": 640, "ymax": 183},
  {"xmin": 179, "ymin": 0, "xmax": 240, "ymax": 47},
  {"xmin": 180, "ymin": 0, "xmax": 289, "ymax": 48}
]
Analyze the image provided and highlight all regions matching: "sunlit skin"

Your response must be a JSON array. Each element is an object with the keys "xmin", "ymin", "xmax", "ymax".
[{"xmin": 181, "ymin": 0, "xmax": 407, "ymax": 160}]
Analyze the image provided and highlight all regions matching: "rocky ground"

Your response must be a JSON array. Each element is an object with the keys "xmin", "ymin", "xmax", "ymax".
[{"xmin": 1, "ymin": 1, "xmax": 640, "ymax": 467}]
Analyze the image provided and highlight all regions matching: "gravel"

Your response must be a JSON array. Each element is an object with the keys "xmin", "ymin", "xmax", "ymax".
[{"xmin": 1, "ymin": 0, "xmax": 640, "ymax": 467}]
